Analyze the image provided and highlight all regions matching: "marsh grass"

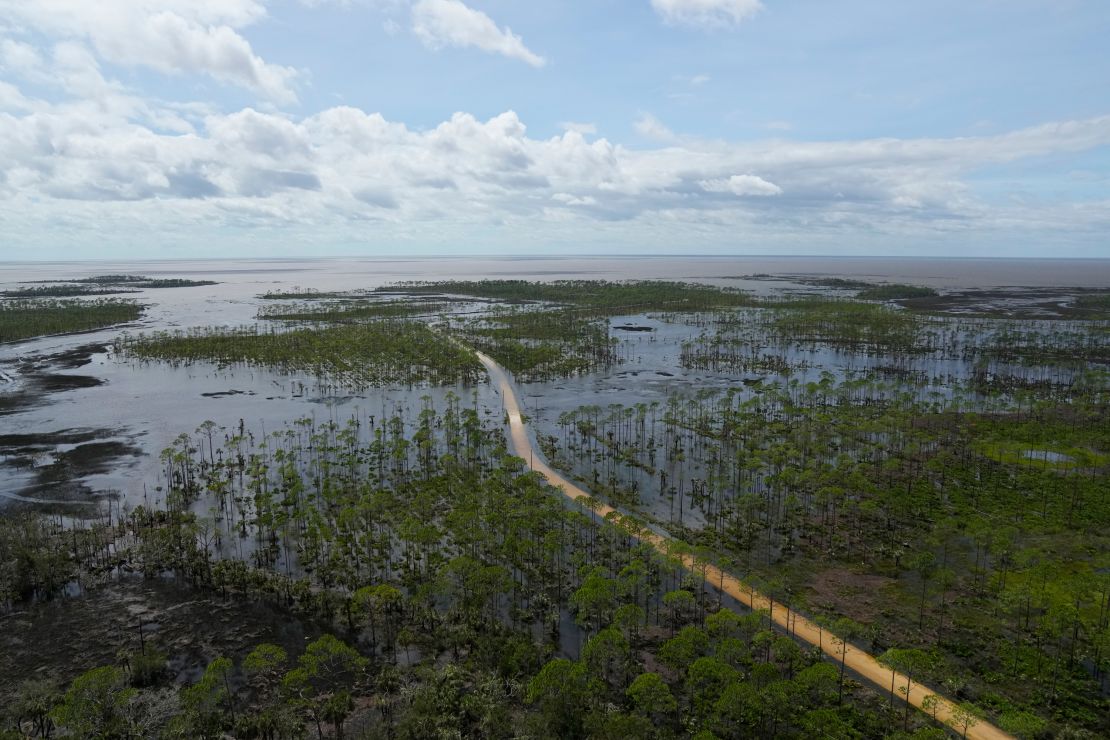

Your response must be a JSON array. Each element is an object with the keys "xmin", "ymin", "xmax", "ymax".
[
  {"xmin": 0, "ymin": 299, "xmax": 143, "ymax": 343},
  {"xmin": 2, "ymin": 285, "xmax": 139, "ymax": 298},
  {"xmin": 68, "ymin": 275, "xmax": 217, "ymax": 288},
  {"xmin": 258, "ymin": 300, "xmax": 450, "ymax": 322},
  {"xmin": 117, "ymin": 320, "xmax": 481, "ymax": 387}
]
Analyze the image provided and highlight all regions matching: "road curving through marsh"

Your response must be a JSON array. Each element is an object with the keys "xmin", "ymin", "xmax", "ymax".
[{"xmin": 474, "ymin": 349, "xmax": 1012, "ymax": 740}]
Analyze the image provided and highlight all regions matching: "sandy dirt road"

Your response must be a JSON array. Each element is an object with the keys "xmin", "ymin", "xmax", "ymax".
[{"xmin": 475, "ymin": 350, "xmax": 1011, "ymax": 740}]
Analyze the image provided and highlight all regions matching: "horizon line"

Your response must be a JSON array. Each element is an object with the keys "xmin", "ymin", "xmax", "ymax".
[{"xmin": 3, "ymin": 254, "xmax": 1110, "ymax": 264}]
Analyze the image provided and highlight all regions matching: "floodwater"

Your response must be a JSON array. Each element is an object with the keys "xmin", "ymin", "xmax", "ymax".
[{"xmin": 1, "ymin": 256, "xmax": 1107, "ymax": 513}]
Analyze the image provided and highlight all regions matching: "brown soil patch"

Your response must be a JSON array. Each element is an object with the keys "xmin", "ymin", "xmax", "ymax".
[{"xmin": 806, "ymin": 567, "xmax": 897, "ymax": 624}]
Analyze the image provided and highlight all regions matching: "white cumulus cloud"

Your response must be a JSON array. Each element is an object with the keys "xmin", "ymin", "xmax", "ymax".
[
  {"xmin": 1, "ymin": 62, "xmax": 1108, "ymax": 255},
  {"xmin": 0, "ymin": 0, "xmax": 298, "ymax": 103},
  {"xmin": 634, "ymin": 113, "xmax": 676, "ymax": 141},
  {"xmin": 560, "ymin": 121, "xmax": 598, "ymax": 135},
  {"xmin": 412, "ymin": 0, "xmax": 545, "ymax": 67},
  {"xmin": 652, "ymin": 0, "xmax": 763, "ymax": 29},
  {"xmin": 700, "ymin": 174, "xmax": 782, "ymax": 196}
]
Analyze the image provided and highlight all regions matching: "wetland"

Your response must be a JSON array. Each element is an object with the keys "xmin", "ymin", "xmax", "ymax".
[{"xmin": 0, "ymin": 256, "xmax": 1107, "ymax": 739}]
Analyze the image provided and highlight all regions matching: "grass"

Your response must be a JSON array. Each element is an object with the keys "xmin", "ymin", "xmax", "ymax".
[
  {"xmin": 373, "ymin": 280, "xmax": 759, "ymax": 380},
  {"xmin": 2, "ymin": 285, "xmax": 138, "ymax": 298},
  {"xmin": 259, "ymin": 289, "xmax": 355, "ymax": 300},
  {"xmin": 0, "ymin": 299, "xmax": 143, "ymax": 343},
  {"xmin": 258, "ymin": 300, "xmax": 450, "ymax": 322},
  {"xmin": 974, "ymin": 413, "xmax": 1110, "ymax": 470},
  {"xmin": 67, "ymin": 275, "xmax": 217, "ymax": 288},
  {"xmin": 549, "ymin": 366, "xmax": 1109, "ymax": 735},
  {"xmin": 767, "ymin": 297, "xmax": 925, "ymax": 350},
  {"xmin": 384, "ymin": 279, "xmax": 758, "ymax": 312},
  {"xmin": 976, "ymin": 440, "xmax": 1108, "ymax": 470},
  {"xmin": 458, "ymin": 306, "xmax": 619, "ymax": 379},
  {"xmin": 117, "ymin": 320, "xmax": 481, "ymax": 387},
  {"xmin": 1072, "ymin": 292, "xmax": 1110, "ymax": 319},
  {"xmin": 1074, "ymin": 293, "xmax": 1110, "ymax": 309}
]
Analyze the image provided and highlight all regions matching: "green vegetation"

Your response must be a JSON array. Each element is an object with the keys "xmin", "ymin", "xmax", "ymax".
[
  {"xmin": 260, "ymin": 289, "xmax": 358, "ymax": 300},
  {"xmin": 69, "ymin": 274, "xmax": 218, "ymax": 288},
  {"xmin": 549, "ymin": 372, "xmax": 1110, "ymax": 735},
  {"xmin": 117, "ymin": 320, "xmax": 481, "ymax": 387},
  {"xmin": 2, "ymin": 404, "xmax": 908, "ymax": 739},
  {"xmin": 741, "ymin": 276, "xmax": 937, "ymax": 301},
  {"xmin": 391, "ymin": 280, "xmax": 757, "ymax": 381},
  {"xmin": 143, "ymin": 278, "xmax": 755, "ymax": 383},
  {"xmin": 0, "ymin": 298, "xmax": 143, "ymax": 343},
  {"xmin": 454, "ymin": 305, "xmax": 620, "ymax": 380},
  {"xmin": 1070, "ymin": 292, "xmax": 1110, "ymax": 319},
  {"xmin": 1075, "ymin": 292, "xmax": 1110, "ymax": 310},
  {"xmin": 5, "ymin": 274, "xmax": 215, "ymax": 297},
  {"xmin": 135, "ymin": 278, "xmax": 218, "ymax": 288},
  {"xmin": 388, "ymin": 279, "xmax": 758, "ymax": 312},
  {"xmin": 983, "ymin": 323, "xmax": 1110, "ymax": 365},
  {"xmin": 796, "ymin": 277, "xmax": 874, "ymax": 290},
  {"xmin": 5, "ymin": 277, "xmax": 1109, "ymax": 737},
  {"xmin": 1, "ymin": 285, "xmax": 138, "ymax": 298},
  {"xmin": 7, "ymin": 275, "xmax": 217, "ymax": 298},
  {"xmin": 683, "ymin": 301, "xmax": 1107, "ymax": 377},
  {"xmin": 767, "ymin": 299, "xmax": 925, "ymax": 352},
  {"xmin": 259, "ymin": 300, "xmax": 450, "ymax": 322}
]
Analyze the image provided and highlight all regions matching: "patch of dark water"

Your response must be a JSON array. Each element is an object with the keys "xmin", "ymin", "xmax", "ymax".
[
  {"xmin": 306, "ymin": 395, "xmax": 357, "ymax": 405},
  {"xmin": 1, "ymin": 343, "xmax": 107, "ymax": 416},
  {"xmin": 36, "ymin": 374, "xmax": 103, "ymax": 393},
  {"xmin": 0, "ymin": 429, "xmax": 141, "ymax": 507}
]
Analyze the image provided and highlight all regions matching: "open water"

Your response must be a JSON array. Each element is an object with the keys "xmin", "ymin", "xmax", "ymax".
[{"xmin": 1, "ymin": 255, "xmax": 1107, "ymax": 512}]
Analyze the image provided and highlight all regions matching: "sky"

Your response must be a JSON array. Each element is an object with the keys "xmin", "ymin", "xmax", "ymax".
[{"xmin": 0, "ymin": 0, "xmax": 1108, "ymax": 260}]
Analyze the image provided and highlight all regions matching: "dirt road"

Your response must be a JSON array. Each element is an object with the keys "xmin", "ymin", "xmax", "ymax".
[{"xmin": 475, "ymin": 350, "xmax": 1011, "ymax": 740}]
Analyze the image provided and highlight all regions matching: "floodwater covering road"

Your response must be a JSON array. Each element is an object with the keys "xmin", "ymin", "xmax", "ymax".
[{"xmin": 474, "ymin": 349, "xmax": 1012, "ymax": 740}]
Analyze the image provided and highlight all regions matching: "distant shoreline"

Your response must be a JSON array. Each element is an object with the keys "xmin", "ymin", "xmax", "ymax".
[
  {"xmin": 3, "ymin": 253, "xmax": 1110, "ymax": 264},
  {"xmin": 1, "ymin": 255, "xmax": 1107, "ymax": 291}
]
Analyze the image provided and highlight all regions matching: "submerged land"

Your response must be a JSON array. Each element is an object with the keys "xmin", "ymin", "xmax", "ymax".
[{"xmin": 0, "ymin": 259, "xmax": 1107, "ymax": 739}]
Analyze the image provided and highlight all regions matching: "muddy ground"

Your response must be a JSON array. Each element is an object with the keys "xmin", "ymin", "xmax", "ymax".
[
  {"xmin": 0, "ymin": 577, "xmax": 324, "ymax": 701},
  {"xmin": 897, "ymin": 287, "xmax": 1110, "ymax": 319},
  {"xmin": 0, "ymin": 343, "xmax": 107, "ymax": 416},
  {"xmin": 740, "ymin": 274, "xmax": 1109, "ymax": 319}
]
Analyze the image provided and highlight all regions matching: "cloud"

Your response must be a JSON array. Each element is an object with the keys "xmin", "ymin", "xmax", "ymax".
[
  {"xmin": 0, "ymin": 39, "xmax": 44, "ymax": 75},
  {"xmin": 237, "ymin": 168, "xmax": 321, "ymax": 197},
  {"xmin": 561, "ymin": 121, "xmax": 598, "ymax": 135},
  {"xmin": 651, "ymin": 0, "xmax": 763, "ymax": 29},
  {"xmin": 634, "ymin": 113, "xmax": 676, "ymax": 141},
  {"xmin": 411, "ymin": 0, "xmax": 545, "ymax": 67},
  {"xmin": 354, "ymin": 188, "xmax": 400, "ymax": 208},
  {"xmin": 0, "ymin": 80, "xmax": 34, "ymax": 112},
  {"xmin": 700, "ymin": 174, "xmax": 782, "ymax": 196},
  {"xmin": 0, "ymin": 68, "xmax": 1108, "ymax": 253},
  {"xmin": 0, "ymin": 0, "xmax": 298, "ymax": 103},
  {"xmin": 552, "ymin": 192, "xmax": 597, "ymax": 206}
]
